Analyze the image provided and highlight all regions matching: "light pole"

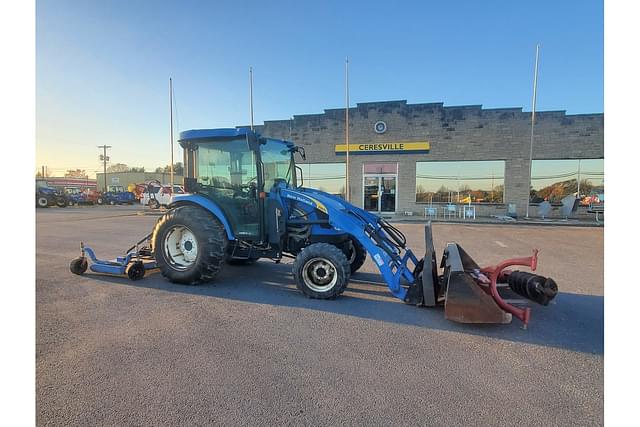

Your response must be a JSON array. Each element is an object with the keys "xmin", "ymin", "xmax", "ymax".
[
  {"xmin": 345, "ymin": 57, "xmax": 350, "ymax": 202},
  {"xmin": 525, "ymin": 44, "xmax": 541, "ymax": 219},
  {"xmin": 169, "ymin": 78, "xmax": 174, "ymax": 189}
]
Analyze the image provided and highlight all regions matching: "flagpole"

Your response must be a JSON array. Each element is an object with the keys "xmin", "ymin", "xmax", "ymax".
[
  {"xmin": 525, "ymin": 44, "xmax": 540, "ymax": 219},
  {"xmin": 345, "ymin": 57, "xmax": 350, "ymax": 202},
  {"xmin": 169, "ymin": 77, "xmax": 174, "ymax": 189}
]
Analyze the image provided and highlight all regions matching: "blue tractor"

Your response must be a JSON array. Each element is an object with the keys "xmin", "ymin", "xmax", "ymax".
[
  {"xmin": 99, "ymin": 185, "xmax": 136, "ymax": 205},
  {"xmin": 70, "ymin": 128, "xmax": 558, "ymax": 327}
]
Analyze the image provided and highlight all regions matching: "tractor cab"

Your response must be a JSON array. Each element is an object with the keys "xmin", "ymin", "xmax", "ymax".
[{"xmin": 179, "ymin": 128, "xmax": 300, "ymax": 240}]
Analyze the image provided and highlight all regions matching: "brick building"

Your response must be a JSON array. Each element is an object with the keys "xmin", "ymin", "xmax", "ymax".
[{"xmin": 255, "ymin": 100, "xmax": 604, "ymax": 218}]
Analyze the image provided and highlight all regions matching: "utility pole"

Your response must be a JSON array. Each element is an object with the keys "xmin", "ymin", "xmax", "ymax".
[
  {"xmin": 525, "ymin": 44, "xmax": 540, "ymax": 219},
  {"xmin": 345, "ymin": 57, "xmax": 350, "ymax": 202},
  {"xmin": 170, "ymin": 78, "xmax": 174, "ymax": 189},
  {"xmin": 98, "ymin": 145, "xmax": 111, "ymax": 191}
]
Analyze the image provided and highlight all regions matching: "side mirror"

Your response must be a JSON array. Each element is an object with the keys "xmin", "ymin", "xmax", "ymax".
[{"xmin": 292, "ymin": 146, "xmax": 306, "ymax": 161}]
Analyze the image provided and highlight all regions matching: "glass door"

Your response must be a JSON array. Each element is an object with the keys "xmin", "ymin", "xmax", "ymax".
[
  {"xmin": 363, "ymin": 175, "xmax": 397, "ymax": 213},
  {"xmin": 364, "ymin": 176, "xmax": 379, "ymax": 211},
  {"xmin": 380, "ymin": 176, "xmax": 396, "ymax": 213}
]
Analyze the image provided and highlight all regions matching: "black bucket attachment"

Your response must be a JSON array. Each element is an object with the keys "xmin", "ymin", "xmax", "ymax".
[
  {"xmin": 405, "ymin": 223, "xmax": 555, "ymax": 326},
  {"xmin": 441, "ymin": 243, "xmax": 512, "ymax": 324}
]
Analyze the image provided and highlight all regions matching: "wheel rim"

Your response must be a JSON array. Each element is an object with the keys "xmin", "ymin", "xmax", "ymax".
[
  {"xmin": 346, "ymin": 243, "xmax": 356, "ymax": 263},
  {"xmin": 302, "ymin": 257, "xmax": 338, "ymax": 292},
  {"xmin": 163, "ymin": 225, "xmax": 199, "ymax": 270}
]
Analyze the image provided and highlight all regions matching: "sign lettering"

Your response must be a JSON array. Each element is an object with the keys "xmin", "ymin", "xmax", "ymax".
[{"xmin": 335, "ymin": 141, "xmax": 429, "ymax": 155}]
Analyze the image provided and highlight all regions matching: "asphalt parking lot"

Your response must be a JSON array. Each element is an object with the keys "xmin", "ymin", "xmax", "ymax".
[{"xmin": 36, "ymin": 205, "xmax": 603, "ymax": 426}]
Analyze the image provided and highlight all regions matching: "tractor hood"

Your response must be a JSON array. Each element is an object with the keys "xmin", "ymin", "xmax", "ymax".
[{"xmin": 280, "ymin": 186, "xmax": 380, "ymax": 225}]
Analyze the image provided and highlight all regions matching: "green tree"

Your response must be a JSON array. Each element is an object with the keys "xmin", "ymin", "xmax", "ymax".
[
  {"xmin": 107, "ymin": 163, "xmax": 130, "ymax": 173},
  {"xmin": 64, "ymin": 169, "xmax": 88, "ymax": 178},
  {"xmin": 156, "ymin": 162, "xmax": 184, "ymax": 175}
]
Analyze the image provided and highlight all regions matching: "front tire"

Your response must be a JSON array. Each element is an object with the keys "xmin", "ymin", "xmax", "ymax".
[
  {"xmin": 152, "ymin": 205, "xmax": 228, "ymax": 284},
  {"xmin": 69, "ymin": 257, "xmax": 88, "ymax": 275},
  {"xmin": 293, "ymin": 243, "xmax": 350, "ymax": 299}
]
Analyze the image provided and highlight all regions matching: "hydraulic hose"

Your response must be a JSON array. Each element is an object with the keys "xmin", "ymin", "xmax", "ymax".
[{"xmin": 378, "ymin": 218, "xmax": 407, "ymax": 249}]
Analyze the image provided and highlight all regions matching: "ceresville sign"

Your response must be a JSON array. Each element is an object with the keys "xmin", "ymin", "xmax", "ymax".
[{"xmin": 335, "ymin": 141, "xmax": 430, "ymax": 155}]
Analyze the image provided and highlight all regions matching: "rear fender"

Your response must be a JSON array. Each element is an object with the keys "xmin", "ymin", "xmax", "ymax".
[{"xmin": 169, "ymin": 194, "xmax": 235, "ymax": 241}]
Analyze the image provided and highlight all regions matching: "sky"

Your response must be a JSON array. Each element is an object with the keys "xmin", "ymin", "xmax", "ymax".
[{"xmin": 36, "ymin": 0, "xmax": 604, "ymax": 178}]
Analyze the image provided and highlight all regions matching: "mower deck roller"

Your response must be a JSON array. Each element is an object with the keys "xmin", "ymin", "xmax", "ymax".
[{"xmin": 409, "ymin": 224, "xmax": 558, "ymax": 327}]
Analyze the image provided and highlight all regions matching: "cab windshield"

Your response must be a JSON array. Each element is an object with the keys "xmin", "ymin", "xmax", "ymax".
[{"xmin": 261, "ymin": 138, "xmax": 294, "ymax": 189}]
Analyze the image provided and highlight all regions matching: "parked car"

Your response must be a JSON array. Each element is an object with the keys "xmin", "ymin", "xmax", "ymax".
[
  {"xmin": 36, "ymin": 185, "xmax": 68, "ymax": 208},
  {"xmin": 141, "ymin": 184, "xmax": 184, "ymax": 209},
  {"xmin": 100, "ymin": 185, "xmax": 136, "ymax": 205}
]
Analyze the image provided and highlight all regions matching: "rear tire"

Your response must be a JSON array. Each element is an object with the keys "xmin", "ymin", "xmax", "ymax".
[
  {"xmin": 97, "ymin": 197, "xmax": 104, "ymax": 205},
  {"xmin": 37, "ymin": 197, "xmax": 49, "ymax": 208},
  {"xmin": 152, "ymin": 205, "xmax": 228, "ymax": 284},
  {"xmin": 293, "ymin": 243, "xmax": 350, "ymax": 299},
  {"xmin": 149, "ymin": 199, "xmax": 160, "ymax": 210}
]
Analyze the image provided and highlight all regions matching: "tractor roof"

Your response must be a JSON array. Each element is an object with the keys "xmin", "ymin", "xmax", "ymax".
[
  {"xmin": 178, "ymin": 128, "xmax": 253, "ymax": 143},
  {"xmin": 178, "ymin": 128, "xmax": 295, "ymax": 150}
]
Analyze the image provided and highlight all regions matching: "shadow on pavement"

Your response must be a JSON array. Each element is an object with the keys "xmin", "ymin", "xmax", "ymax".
[{"xmin": 85, "ymin": 260, "xmax": 603, "ymax": 355}]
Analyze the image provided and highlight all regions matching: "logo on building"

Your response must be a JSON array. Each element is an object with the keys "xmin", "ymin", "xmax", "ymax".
[{"xmin": 374, "ymin": 121, "xmax": 387, "ymax": 134}]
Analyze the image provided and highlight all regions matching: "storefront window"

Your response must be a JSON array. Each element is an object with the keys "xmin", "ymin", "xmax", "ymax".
[
  {"xmin": 416, "ymin": 160, "xmax": 505, "ymax": 204},
  {"xmin": 530, "ymin": 159, "xmax": 604, "ymax": 204},
  {"xmin": 298, "ymin": 163, "xmax": 346, "ymax": 198}
]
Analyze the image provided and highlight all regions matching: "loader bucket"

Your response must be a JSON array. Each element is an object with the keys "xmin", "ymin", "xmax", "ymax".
[{"xmin": 442, "ymin": 243, "xmax": 512, "ymax": 324}]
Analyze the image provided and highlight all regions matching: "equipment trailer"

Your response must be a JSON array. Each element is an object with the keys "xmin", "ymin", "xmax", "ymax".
[{"xmin": 70, "ymin": 128, "xmax": 557, "ymax": 327}]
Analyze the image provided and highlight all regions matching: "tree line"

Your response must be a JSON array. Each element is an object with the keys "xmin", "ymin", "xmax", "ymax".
[{"xmin": 35, "ymin": 163, "xmax": 184, "ymax": 179}]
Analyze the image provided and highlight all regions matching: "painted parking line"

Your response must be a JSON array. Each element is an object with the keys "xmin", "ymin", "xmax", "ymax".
[{"xmin": 495, "ymin": 240, "xmax": 507, "ymax": 248}]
